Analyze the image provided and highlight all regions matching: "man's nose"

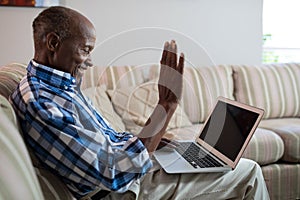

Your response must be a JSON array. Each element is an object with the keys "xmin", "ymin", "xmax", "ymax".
[{"xmin": 84, "ymin": 56, "xmax": 93, "ymax": 67}]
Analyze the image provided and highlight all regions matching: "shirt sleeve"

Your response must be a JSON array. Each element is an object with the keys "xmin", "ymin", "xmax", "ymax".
[{"xmin": 21, "ymin": 91, "xmax": 153, "ymax": 194}]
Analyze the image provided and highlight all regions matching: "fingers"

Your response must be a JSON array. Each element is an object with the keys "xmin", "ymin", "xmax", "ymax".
[
  {"xmin": 161, "ymin": 138, "xmax": 179, "ymax": 147},
  {"xmin": 160, "ymin": 42, "xmax": 169, "ymax": 65},
  {"xmin": 170, "ymin": 41, "xmax": 177, "ymax": 69},
  {"xmin": 157, "ymin": 138, "xmax": 179, "ymax": 150},
  {"xmin": 160, "ymin": 40, "xmax": 183, "ymax": 72},
  {"xmin": 158, "ymin": 40, "xmax": 185, "ymax": 103},
  {"xmin": 178, "ymin": 53, "xmax": 184, "ymax": 74}
]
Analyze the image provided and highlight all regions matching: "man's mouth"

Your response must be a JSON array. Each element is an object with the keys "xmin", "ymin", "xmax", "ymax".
[
  {"xmin": 78, "ymin": 59, "xmax": 93, "ymax": 71},
  {"xmin": 72, "ymin": 60, "xmax": 93, "ymax": 78},
  {"xmin": 71, "ymin": 65, "xmax": 86, "ymax": 78},
  {"xmin": 78, "ymin": 64, "xmax": 88, "ymax": 71}
]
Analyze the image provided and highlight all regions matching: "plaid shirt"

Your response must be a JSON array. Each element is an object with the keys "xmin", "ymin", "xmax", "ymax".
[{"xmin": 10, "ymin": 60, "xmax": 153, "ymax": 198}]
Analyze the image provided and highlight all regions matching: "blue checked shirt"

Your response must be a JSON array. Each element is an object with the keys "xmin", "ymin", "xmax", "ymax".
[{"xmin": 10, "ymin": 60, "xmax": 153, "ymax": 198}]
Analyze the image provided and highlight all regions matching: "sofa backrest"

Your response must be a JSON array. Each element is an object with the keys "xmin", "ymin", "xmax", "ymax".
[
  {"xmin": 232, "ymin": 63, "xmax": 300, "ymax": 119},
  {"xmin": 81, "ymin": 65, "xmax": 147, "ymax": 90},
  {"xmin": 84, "ymin": 64, "xmax": 235, "ymax": 125}
]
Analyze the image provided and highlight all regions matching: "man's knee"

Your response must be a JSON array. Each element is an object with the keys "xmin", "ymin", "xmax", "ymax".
[{"xmin": 237, "ymin": 158, "xmax": 264, "ymax": 182}]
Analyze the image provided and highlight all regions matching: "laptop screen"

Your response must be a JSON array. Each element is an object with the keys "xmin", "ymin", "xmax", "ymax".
[{"xmin": 199, "ymin": 100, "xmax": 259, "ymax": 161}]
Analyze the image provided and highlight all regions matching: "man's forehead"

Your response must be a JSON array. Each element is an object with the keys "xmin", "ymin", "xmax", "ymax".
[{"xmin": 70, "ymin": 14, "xmax": 95, "ymax": 34}]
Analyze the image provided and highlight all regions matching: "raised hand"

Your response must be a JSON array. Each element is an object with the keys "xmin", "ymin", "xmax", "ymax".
[
  {"xmin": 138, "ymin": 40, "xmax": 185, "ymax": 153},
  {"xmin": 158, "ymin": 40, "xmax": 184, "ymax": 105}
]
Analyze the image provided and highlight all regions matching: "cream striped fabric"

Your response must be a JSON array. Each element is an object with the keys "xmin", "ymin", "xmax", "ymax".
[
  {"xmin": 166, "ymin": 125, "xmax": 286, "ymax": 166},
  {"xmin": 81, "ymin": 65, "xmax": 146, "ymax": 90},
  {"xmin": 0, "ymin": 63, "xmax": 27, "ymax": 99},
  {"xmin": 262, "ymin": 163, "xmax": 300, "ymax": 200},
  {"xmin": 232, "ymin": 63, "xmax": 300, "ymax": 119},
  {"xmin": 242, "ymin": 128, "xmax": 284, "ymax": 165},
  {"xmin": 166, "ymin": 124, "xmax": 285, "ymax": 166},
  {"xmin": 0, "ymin": 95, "xmax": 44, "ymax": 200},
  {"xmin": 149, "ymin": 65, "xmax": 235, "ymax": 123}
]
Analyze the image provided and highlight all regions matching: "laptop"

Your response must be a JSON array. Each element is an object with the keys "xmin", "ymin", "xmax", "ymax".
[{"xmin": 153, "ymin": 96, "xmax": 264, "ymax": 174}]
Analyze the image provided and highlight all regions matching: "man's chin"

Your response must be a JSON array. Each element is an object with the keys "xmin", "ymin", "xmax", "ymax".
[
  {"xmin": 72, "ymin": 67, "xmax": 85, "ymax": 82},
  {"xmin": 76, "ymin": 69, "xmax": 85, "ymax": 80}
]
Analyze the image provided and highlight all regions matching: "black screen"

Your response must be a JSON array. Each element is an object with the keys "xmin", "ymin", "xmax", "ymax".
[{"xmin": 199, "ymin": 101, "xmax": 259, "ymax": 161}]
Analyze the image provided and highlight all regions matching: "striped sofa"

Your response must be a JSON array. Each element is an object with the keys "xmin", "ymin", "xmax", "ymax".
[{"xmin": 0, "ymin": 63, "xmax": 299, "ymax": 199}]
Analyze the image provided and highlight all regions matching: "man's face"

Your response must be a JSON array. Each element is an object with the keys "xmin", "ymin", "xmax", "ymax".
[{"xmin": 52, "ymin": 19, "xmax": 96, "ymax": 81}]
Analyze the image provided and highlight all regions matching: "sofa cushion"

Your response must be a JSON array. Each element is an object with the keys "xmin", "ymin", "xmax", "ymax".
[
  {"xmin": 243, "ymin": 128, "xmax": 284, "ymax": 165},
  {"xmin": 262, "ymin": 163, "xmax": 300, "ymax": 200},
  {"xmin": 107, "ymin": 80, "xmax": 192, "ymax": 134},
  {"xmin": 0, "ymin": 95, "xmax": 17, "ymax": 126},
  {"xmin": 82, "ymin": 86, "xmax": 126, "ymax": 132},
  {"xmin": 260, "ymin": 118, "xmax": 300, "ymax": 163},
  {"xmin": 0, "ymin": 97, "xmax": 44, "ymax": 200},
  {"xmin": 1, "ymin": 88, "xmax": 74, "ymax": 200},
  {"xmin": 149, "ymin": 65, "xmax": 235, "ymax": 123},
  {"xmin": 0, "ymin": 63, "xmax": 27, "ymax": 99},
  {"xmin": 232, "ymin": 63, "xmax": 300, "ymax": 119},
  {"xmin": 166, "ymin": 124, "xmax": 284, "ymax": 166},
  {"xmin": 81, "ymin": 65, "xmax": 146, "ymax": 90}
]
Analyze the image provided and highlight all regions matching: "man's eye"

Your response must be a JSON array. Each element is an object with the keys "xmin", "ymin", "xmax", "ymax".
[{"xmin": 83, "ymin": 48, "xmax": 90, "ymax": 54}]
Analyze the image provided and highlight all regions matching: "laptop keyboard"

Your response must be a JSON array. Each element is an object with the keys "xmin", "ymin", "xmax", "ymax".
[{"xmin": 175, "ymin": 142, "xmax": 223, "ymax": 168}]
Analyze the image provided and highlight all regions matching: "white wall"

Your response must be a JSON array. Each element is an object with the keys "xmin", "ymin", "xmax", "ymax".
[{"xmin": 0, "ymin": 0, "xmax": 263, "ymax": 67}]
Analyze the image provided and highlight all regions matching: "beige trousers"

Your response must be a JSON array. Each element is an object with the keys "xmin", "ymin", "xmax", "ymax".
[{"xmin": 104, "ymin": 158, "xmax": 270, "ymax": 200}]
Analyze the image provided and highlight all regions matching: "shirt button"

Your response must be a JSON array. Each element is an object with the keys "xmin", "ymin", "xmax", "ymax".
[
  {"xmin": 64, "ymin": 85, "xmax": 68, "ymax": 90},
  {"xmin": 71, "ymin": 79, "xmax": 76, "ymax": 83}
]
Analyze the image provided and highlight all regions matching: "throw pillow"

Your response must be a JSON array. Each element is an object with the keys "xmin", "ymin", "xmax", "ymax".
[
  {"xmin": 107, "ymin": 80, "xmax": 192, "ymax": 135},
  {"xmin": 82, "ymin": 86, "xmax": 126, "ymax": 132}
]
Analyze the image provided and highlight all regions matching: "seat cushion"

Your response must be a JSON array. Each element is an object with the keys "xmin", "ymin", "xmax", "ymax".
[
  {"xmin": 262, "ymin": 163, "xmax": 300, "ymax": 200},
  {"xmin": 243, "ymin": 128, "xmax": 284, "ymax": 165},
  {"xmin": 164, "ymin": 124, "xmax": 284, "ymax": 165},
  {"xmin": 167, "ymin": 125, "xmax": 284, "ymax": 166},
  {"xmin": 260, "ymin": 118, "xmax": 300, "ymax": 163}
]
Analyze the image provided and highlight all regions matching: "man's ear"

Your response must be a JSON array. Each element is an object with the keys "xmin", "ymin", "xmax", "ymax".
[{"xmin": 46, "ymin": 32, "xmax": 60, "ymax": 51}]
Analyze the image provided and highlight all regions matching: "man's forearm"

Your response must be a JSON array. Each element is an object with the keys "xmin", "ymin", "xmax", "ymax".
[{"xmin": 138, "ymin": 102, "xmax": 177, "ymax": 153}]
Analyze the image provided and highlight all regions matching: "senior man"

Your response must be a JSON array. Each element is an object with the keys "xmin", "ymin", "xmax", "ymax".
[{"xmin": 10, "ymin": 6, "xmax": 269, "ymax": 200}]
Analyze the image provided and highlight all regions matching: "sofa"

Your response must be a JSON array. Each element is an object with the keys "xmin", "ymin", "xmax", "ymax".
[{"xmin": 0, "ymin": 62, "xmax": 299, "ymax": 200}]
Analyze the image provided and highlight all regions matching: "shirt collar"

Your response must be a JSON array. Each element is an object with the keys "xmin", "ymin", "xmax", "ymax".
[{"xmin": 27, "ymin": 60, "xmax": 77, "ymax": 90}]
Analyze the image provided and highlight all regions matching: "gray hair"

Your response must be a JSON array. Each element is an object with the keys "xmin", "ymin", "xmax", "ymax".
[{"xmin": 32, "ymin": 6, "xmax": 74, "ymax": 48}]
